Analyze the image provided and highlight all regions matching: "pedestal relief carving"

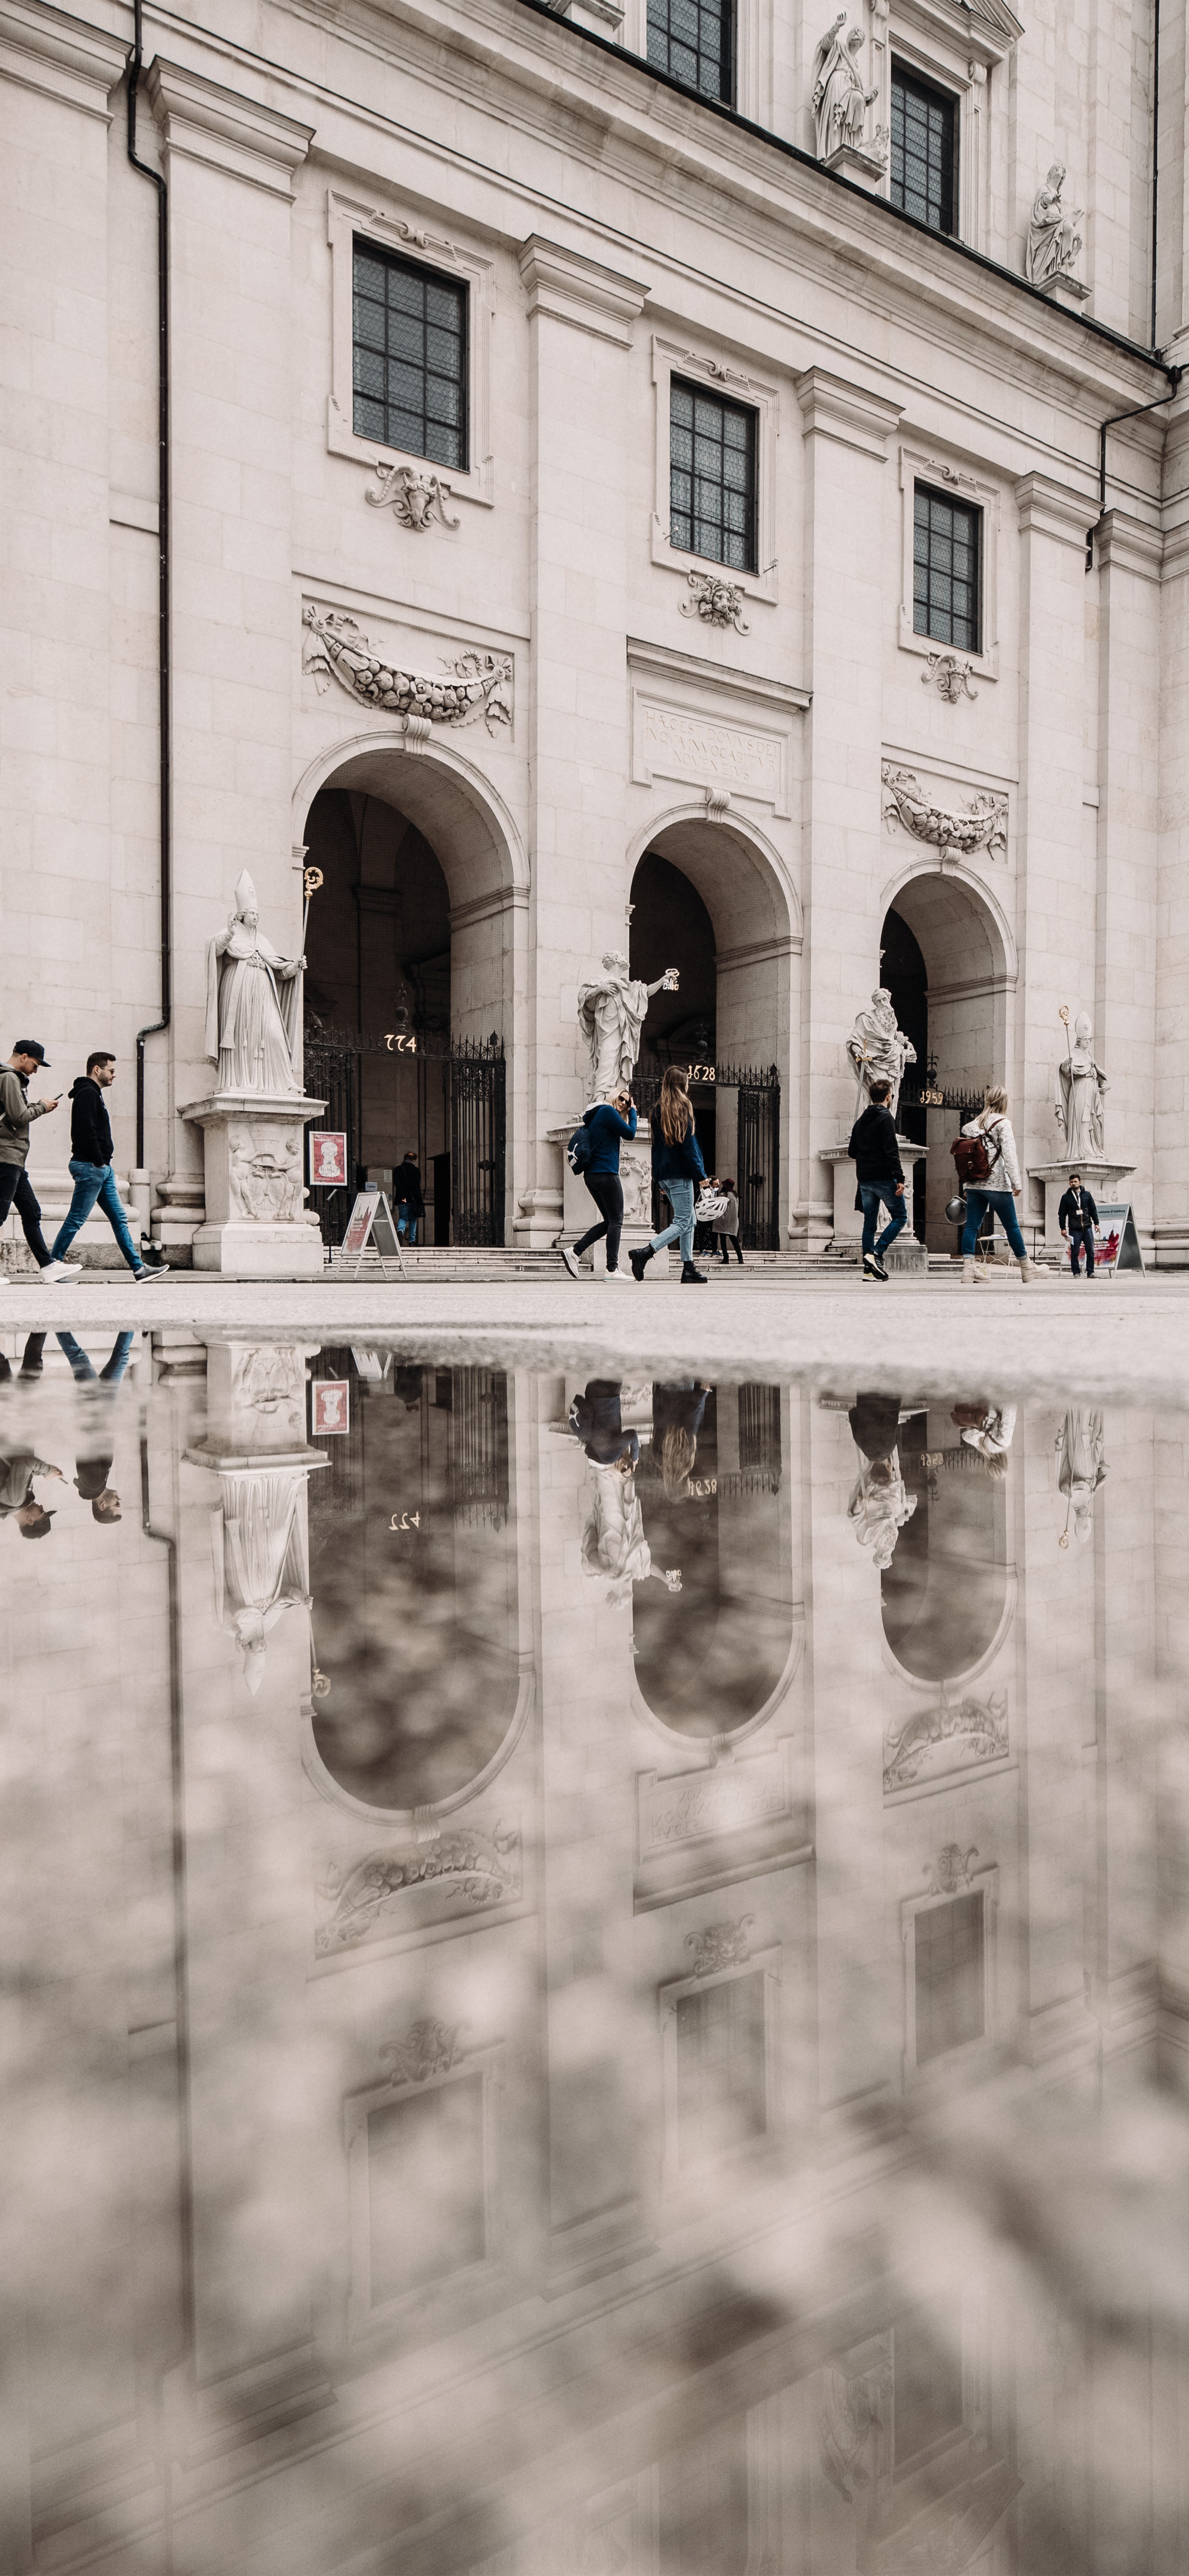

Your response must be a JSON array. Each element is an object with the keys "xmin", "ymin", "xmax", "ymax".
[
  {"xmin": 302, "ymin": 603, "xmax": 512, "ymax": 733},
  {"xmin": 881, "ymin": 762, "xmax": 1008, "ymax": 864}
]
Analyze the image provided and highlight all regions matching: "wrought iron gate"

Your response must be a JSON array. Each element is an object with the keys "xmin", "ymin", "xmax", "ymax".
[
  {"xmin": 634, "ymin": 1059, "xmax": 781, "ymax": 1251},
  {"xmin": 303, "ymin": 1026, "xmax": 505, "ymax": 1248},
  {"xmin": 448, "ymin": 1044, "xmax": 506, "ymax": 1247}
]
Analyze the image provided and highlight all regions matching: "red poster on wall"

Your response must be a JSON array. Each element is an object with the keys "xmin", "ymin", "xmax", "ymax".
[
  {"xmin": 312, "ymin": 1380, "xmax": 350, "ymax": 1437},
  {"xmin": 309, "ymin": 1131, "xmax": 347, "ymax": 1187}
]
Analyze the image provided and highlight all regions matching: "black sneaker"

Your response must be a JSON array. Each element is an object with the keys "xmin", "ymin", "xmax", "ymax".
[{"xmin": 680, "ymin": 1262, "xmax": 708, "ymax": 1284}]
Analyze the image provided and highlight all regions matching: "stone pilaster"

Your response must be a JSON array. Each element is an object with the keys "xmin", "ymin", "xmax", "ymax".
[
  {"xmin": 1014, "ymin": 474, "xmax": 1095, "ymax": 1208},
  {"xmin": 515, "ymin": 237, "xmax": 648, "ymax": 1247},
  {"xmin": 1094, "ymin": 510, "xmax": 1163, "ymax": 1248},
  {"xmin": 794, "ymin": 368, "xmax": 903, "ymax": 1244},
  {"xmin": 1156, "ymin": 401, "xmax": 1189, "ymax": 1262},
  {"xmin": 0, "ymin": 1, "xmax": 127, "ymax": 1175},
  {"xmin": 146, "ymin": 61, "xmax": 313, "ymax": 1167}
]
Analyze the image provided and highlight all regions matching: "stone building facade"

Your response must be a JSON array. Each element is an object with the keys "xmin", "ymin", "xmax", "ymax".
[{"xmin": 3, "ymin": 0, "xmax": 1189, "ymax": 1256}]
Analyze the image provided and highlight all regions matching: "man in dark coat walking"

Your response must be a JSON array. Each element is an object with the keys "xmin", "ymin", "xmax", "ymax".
[{"xmin": 847, "ymin": 1077, "xmax": 907, "ymax": 1281}]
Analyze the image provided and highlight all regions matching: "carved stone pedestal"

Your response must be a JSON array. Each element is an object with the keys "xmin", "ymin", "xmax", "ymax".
[
  {"xmin": 181, "ymin": 1092, "xmax": 326, "ymax": 1278},
  {"xmin": 819, "ymin": 1140, "xmax": 929, "ymax": 1266},
  {"xmin": 1037, "ymin": 270, "xmax": 1092, "ymax": 313},
  {"xmin": 823, "ymin": 138, "xmax": 888, "ymax": 190}
]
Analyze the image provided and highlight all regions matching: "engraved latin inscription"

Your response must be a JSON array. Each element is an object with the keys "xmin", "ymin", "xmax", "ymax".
[{"xmin": 636, "ymin": 700, "xmax": 786, "ymax": 807}]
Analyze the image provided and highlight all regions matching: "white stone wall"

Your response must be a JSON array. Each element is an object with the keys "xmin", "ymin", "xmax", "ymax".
[{"xmin": 3, "ymin": 0, "xmax": 1188, "ymax": 1253}]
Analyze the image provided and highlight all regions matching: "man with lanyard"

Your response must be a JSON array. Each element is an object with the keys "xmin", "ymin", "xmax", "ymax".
[{"xmin": 1057, "ymin": 1171, "xmax": 1099, "ymax": 1278}]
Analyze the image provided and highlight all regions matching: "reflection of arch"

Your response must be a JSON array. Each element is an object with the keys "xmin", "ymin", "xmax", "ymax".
[
  {"xmin": 880, "ymin": 1410, "xmax": 1015, "ymax": 1685},
  {"xmin": 631, "ymin": 1617, "xmax": 805, "ymax": 1751},
  {"xmin": 300, "ymin": 1662, "xmax": 535, "ymax": 1825},
  {"xmin": 880, "ymin": 1576, "xmax": 1016, "ymax": 1695}
]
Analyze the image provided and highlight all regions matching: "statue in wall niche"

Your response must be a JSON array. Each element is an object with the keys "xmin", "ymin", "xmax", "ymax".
[
  {"xmin": 847, "ymin": 989, "xmax": 916, "ymax": 1118},
  {"xmin": 1027, "ymin": 165, "xmax": 1084, "ymax": 286},
  {"xmin": 205, "ymin": 870, "xmax": 303, "ymax": 1095},
  {"xmin": 577, "ymin": 953, "xmax": 679, "ymax": 1101},
  {"xmin": 211, "ymin": 1467, "xmax": 312, "ymax": 1695},
  {"xmin": 811, "ymin": 12, "xmax": 878, "ymax": 161},
  {"xmin": 1054, "ymin": 1009, "xmax": 1109, "ymax": 1160},
  {"xmin": 1055, "ymin": 1408, "xmax": 1106, "ymax": 1550}
]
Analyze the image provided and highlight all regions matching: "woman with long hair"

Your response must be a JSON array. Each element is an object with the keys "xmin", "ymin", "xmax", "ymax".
[
  {"xmin": 958, "ymin": 1085, "xmax": 1043, "ymax": 1285},
  {"xmin": 630, "ymin": 1066, "xmax": 708, "ymax": 1285}
]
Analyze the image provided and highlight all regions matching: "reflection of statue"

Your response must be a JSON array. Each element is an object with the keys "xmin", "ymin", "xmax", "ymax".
[
  {"xmin": 811, "ymin": 13, "xmax": 877, "ymax": 160},
  {"xmin": 1055, "ymin": 1409, "xmax": 1106, "ymax": 1549},
  {"xmin": 581, "ymin": 1461, "xmax": 682, "ymax": 1605},
  {"xmin": 1027, "ymin": 165, "xmax": 1084, "ymax": 285},
  {"xmin": 577, "ymin": 953, "xmax": 678, "ymax": 1101},
  {"xmin": 847, "ymin": 1391, "xmax": 916, "ymax": 1572},
  {"xmin": 820, "ymin": 2357, "xmax": 889, "ymax": 2501},
  {"xmin": 1055, "ymin": 1011, "xmax": 1108, "ymax": 1159},
  {"xmin": 205, "ymin": 870, "xmax": 304, "ymax": 1094},
  {"xmin": 847, "ymin": 989, "xmax": 915, "ymax": 1116},
  {"xmin": 211, "ymin": 1467, "xmax": 311, "ymax": 1693}
]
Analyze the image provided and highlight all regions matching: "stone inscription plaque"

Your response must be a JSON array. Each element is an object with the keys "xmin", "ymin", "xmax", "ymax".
[{"xmin": 633, "ymin": 695, "xmax": 787, "ymax": 811}]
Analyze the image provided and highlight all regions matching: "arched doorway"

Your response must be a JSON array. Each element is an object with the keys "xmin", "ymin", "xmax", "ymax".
[
  {"xmin": 296, "ymin": 739, "xmax": 524, "ymax": 1245},
  {"xmin": 628, "ymin": 812, "xmax": 798, "ymax": 1246},
  {"xmin": 878, "ymin": 870, "xmax": 1013, "ymax": 1251}
]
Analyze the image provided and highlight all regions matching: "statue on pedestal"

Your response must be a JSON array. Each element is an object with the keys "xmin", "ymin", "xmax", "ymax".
[
  {"xmin": 205, "ymin": 870, "xmax": 304, "ymax": 1095},
  {"xmin": 811, "ymin": 13, "xmax": 877, "ymax": 160},
  {"xmin": 847, "ymin": 989, "xmax": 915, "ymax": 1117},
  {"xmin": 577, "ymin": 952, "xmax": 678, "ymax": 1101},
  {"xmin": 1027, "ymin": 166, "xmax": 1084, "ymax": 286},
  {"xmin": 1054, "ymin": 1010, "xmax": 1108, "ymax": 1161},
  {"xmin": 211, "ymin": 1466, "xmax": 312, "ymax": 1694}
]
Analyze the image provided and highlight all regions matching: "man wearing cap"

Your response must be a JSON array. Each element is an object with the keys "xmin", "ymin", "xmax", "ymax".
[
  {"xmin": 0, "ymin": 1442, "xmax": 64, "ymax": 1538},
  {"xmin": 0, "ymin": 1041, "xmax": 81, "ymax": 1286}
]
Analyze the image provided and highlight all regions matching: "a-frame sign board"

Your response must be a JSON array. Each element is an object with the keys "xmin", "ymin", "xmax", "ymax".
[{"xmin": 336, "ymin": 1187, "xmax": 407, "ymax": 1281}]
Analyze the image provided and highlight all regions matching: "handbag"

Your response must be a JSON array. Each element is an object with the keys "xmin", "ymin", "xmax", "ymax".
[{"xmin": 694, "ymin": 1187, "xmax": 728, "ymax": 1224}]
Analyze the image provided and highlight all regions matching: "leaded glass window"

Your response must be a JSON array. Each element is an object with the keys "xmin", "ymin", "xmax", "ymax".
[
  {"xmin": 670, "ymin": 380, "xmax": 757, "ymax": 575},
  {"xmin": 352, "ymin": 242, "xmax": 468, "ymax": 470},
  {"xmin": 891, "ymin": 64, "xmax": 957, "ymax": 234},
  {"xmin": 647, "ymin": 0, "xmax": 734, "ymax": 106},
  {"xmin": 913, "ymin": 484, "xmax": 980, "ymax": 652}
]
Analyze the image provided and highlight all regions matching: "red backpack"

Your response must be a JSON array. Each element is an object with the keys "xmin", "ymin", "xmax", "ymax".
[{"xmin": 950, "ymin": 1121, "xmax": 999, "ymax": 1188}]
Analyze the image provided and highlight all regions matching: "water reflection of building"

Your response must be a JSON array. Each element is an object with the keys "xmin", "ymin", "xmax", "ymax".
[{"xmin": 1, "ymin": 1350, "xmax": 1172, "ymax": 2574}]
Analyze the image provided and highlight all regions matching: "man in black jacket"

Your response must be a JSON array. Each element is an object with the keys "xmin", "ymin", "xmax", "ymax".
[
  {"xmin": 1057, "ymin": 1173, "xmax": 1099, "ymax": 1277},
  {"xmin": 49, "ymin": 1053, "xmax": 164, "ymax": 1281},
  {"xmin": 847, "ymin": 1078, "xmax": 907, "ymax": 1281}
]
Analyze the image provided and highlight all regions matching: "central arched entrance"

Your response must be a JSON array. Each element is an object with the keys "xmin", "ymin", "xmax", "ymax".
[
  {"xmin": 878, "ymin": 869, "xmax": 1014, "ymax": 1251},
  {"xmin": 628, "ymin": 810, "xmax": 798, "ymax": 1247},
  {"xmin": 295, "ymin": 739, "xmax": 524, "ymax": 1245}
]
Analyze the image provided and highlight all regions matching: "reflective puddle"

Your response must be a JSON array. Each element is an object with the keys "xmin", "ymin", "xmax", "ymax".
[{"xmin": 2, "ymin": 1328, "xmax": 1184, "ymax": 2574}]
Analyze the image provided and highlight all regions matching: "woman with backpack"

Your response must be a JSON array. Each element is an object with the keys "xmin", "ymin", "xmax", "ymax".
[
  {"xmin": 954, "ymin": 1086, "xmax": 1040, "ymax": 1284},
  {"xmin": 630, "ymin": 1066, "xmax": 708, "ymax": 1284},
  {"xmin": 560, "ymin": 1087, "xmax": 636, "ymax": 1281}
]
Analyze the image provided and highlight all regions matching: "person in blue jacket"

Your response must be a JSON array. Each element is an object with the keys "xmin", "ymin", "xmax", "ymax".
[
  {"xmin": 560, "ymin": 1086, "xmax": 637, "ymax": 1281},
  {"xmin": 630, "ymin": 1066, "xmax": 708, "ymax": 1285}
]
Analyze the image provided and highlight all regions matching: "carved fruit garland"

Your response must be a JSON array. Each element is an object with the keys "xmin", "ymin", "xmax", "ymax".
[
  {"xmin": 881, "ymin": 761, "xmax": 1007, "ymax": 863},
  {"xmin": 303, "ymin": 603, "xmax": 512, "ymax": 733}
]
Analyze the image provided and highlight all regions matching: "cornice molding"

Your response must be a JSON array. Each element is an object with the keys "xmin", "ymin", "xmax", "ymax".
[
  {"xmin": 1015, "ymin": 471, "xmax": 1095, "ymax": 548},
  {"xmin": 518, "ymin": 233, "xmax": 649, "ymax": 344},
  {"xmin": 893, "ymin": 0, "xmax": 1023, "ymax": 72},
  {"xmin": 1097, "ymin": 510, "xmax": 1164, "ymax": 583},
  {"xmin": 795, "ymin": 366, "xmax": 905, "ymax": 459},
  {"xmin": 146, "ymin": 56, "xmax": 314, "ymax": 198},
  {"xmin": 0, "ymin": 0, "xmax": 126, "ymax": 118},
  {"xmin": 626, "ymin": 635, "xmax": 810, "ymax": 710}
]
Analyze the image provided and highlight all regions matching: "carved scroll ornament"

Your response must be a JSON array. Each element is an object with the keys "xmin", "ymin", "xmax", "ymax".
[
  {"xmin": 303, "ymin": 603, "xmax": 512, "ymax": 732},
  {"xmin": 685, "ymin": 1915, "xmax": 754, "ymax": 1975},
  {"xmin": 366, "ymin": 461, "xmax": 460, "ymax": 531},
  {"xmin": 679, "ymin": 570, "xmax": 750, "ymax": 634},
  {"xmin": 882, "ymin": 762, "xmax": 1007, "ymax": 864},
  {"xmin": 884, "ymin": 1690, "xmax": 1007, "ymax": 1793},
  {"xmin": 315, "ymin": 1824, "xmax": 520, "ymax": 1955}
]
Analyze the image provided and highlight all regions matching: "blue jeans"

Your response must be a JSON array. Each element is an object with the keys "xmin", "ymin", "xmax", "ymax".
[
  {"xmin": 56, "ymin": 1329, "xmax": 135, "ymax": 1384},
  {"xmin": 1068, "ymin": 1226, "xmax": 1095, "ymax": 1275},
  {"xmin": 962, "ymin": 1188, "xmax": 1027, "ymax": 1260},
  {"xmin": 859, "ymin": 1181, "xmax": 907, "ymax": 1258},
  {"xmin": 51, "ymin": 1161, "xmax": 141, "ymax": 1271},
  {"xmin": 651, "ymin": 1178, "xmax": 696, "ymax": 1264}
]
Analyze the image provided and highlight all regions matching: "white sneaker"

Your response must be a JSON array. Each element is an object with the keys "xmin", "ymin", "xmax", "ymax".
[
  {"xmin": 603, "ymin": 1266, "xmax": 629, "ymax": 1282},
  {"xmin": 38, "ymin": 1259, "xmax": 84, "ymax": 1283},
  {"xmin": 560, "ymin": 1245, "xmax": 582, "ymax": 1279}
]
